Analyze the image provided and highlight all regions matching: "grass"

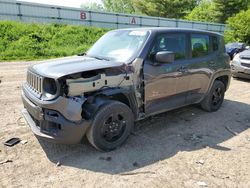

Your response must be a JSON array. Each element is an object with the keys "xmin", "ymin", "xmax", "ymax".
[{"xmin": 0, "ymin": 21, "xmax": 109, "ymax": 61}]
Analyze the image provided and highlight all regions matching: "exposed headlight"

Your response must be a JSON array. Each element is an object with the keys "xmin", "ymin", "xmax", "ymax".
[
  {"xmin": 232, "ymin": 54, "xmax": 240, "ymax": 64},
  {"xmin": 43, "ymin": 78, "xmax": 57, "ymax": 99},
  {"xmin": 233, "ymin": 54, "xmax": 240, "ymax": 63}
]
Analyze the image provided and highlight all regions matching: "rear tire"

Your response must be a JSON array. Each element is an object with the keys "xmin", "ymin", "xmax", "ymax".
[
  {"xmin": 86, "ymin": 101, "xmax": 134, "ymax": 151},
  {"xmin": 201, "ymin": 80, "xmax": 225, "ymax": 112}
]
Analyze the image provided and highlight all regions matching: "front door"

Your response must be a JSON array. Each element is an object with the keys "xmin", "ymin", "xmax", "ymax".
[{"xmin": 144, "ymin": 33, "xmax": 190, "ymax": 115}]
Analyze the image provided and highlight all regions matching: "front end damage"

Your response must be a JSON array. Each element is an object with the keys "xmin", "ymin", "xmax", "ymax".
[
  {"xmin": 22, "ymin": 59, "xmax": 144, "ymax": 144},
  {"xmin": 22, "ymin": 83, "xmax": 89, "ymax": 144}
]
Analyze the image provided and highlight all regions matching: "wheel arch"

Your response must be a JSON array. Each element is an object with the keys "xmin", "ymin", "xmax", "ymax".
[
  {"xmin": 82, "ymin": 88, "xmax": 139, "ymax": 120},
  {"xmin": 100, "ymin": 88, "xmax": 139, "ymax": 118},
  {"xmin": 215, "ymin": 75, "xmax": 230, "ymax": 91},
  {"xmin": 209, "ymin": 70, "xmax": 231, "ymax": 92},
  {"xmin": 199, "ymin": 70, "xmax": 231, "ymax": 104}
]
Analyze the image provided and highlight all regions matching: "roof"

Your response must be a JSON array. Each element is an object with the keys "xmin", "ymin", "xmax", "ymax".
[{"xmin": 114, "ymin": 27, "xmax": 222, "ymax": 36}]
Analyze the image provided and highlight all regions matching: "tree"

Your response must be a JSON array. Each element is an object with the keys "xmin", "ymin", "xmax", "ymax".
[
  {"xmin": 133, "ymin": 0, "xmax": 197, "ymax": 19},
  {"xmin": 81, "ymin": 2, "xmax": 105, "ymax": 11},
  {"xmin": 185, "ymin": 0, "xmax": 217, "ymax": 22},
  {"xmin": 212, "ymin": 0, "xmax": 250, "ymax": 23},
  {"xmin": 225, "ymin": 8, "xmax": 250, "ymax": 44},
  {"xmin": 102, "ymin": 0, "xmax": 136, "ymax": 14}
]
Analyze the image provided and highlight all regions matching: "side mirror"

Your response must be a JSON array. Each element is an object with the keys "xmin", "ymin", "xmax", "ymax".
[{"xmin": 155, "ymin": 51, "xmax": 175, "ymax": 64}]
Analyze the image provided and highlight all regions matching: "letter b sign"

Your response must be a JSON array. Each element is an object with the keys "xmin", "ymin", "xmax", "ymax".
[{"xmin": 80, "ymin": 11, "xmax": 86, "ymax": 20}]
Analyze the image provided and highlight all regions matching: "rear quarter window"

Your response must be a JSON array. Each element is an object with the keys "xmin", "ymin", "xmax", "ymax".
[{"xmin": 191, "ymin": 34, "xmax": 209, "ymax": 58}]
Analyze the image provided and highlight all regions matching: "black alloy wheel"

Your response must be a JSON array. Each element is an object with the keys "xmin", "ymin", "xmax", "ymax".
[
  {"xmin": 87, "ymin": 101, "xmax": 134, "ymax": 151},
  {"xmin": 201, "ymin": 80, "xmax": 225, "ymax": 112}
]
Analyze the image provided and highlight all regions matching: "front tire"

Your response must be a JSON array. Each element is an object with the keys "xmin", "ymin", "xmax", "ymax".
[
  {"xmin": 201, "ymin": 80, "xmax": 225, "ymax": 112},
  {"xmin": 86, "ymin": 101, "xmax": 134, "ymax": 151}
]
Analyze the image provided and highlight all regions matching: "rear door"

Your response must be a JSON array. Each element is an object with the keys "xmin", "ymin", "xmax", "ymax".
[
  {"xmin": 186, "ymin": 33, "xmax": 217, "ymax": 104},
  {"xmin": 143, "ymin": 32, "xmax": 190, "ymax": 115}
]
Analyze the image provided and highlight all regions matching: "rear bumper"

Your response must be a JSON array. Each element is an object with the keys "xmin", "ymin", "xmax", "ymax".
[{"xmin": 21, "ymin": 92, "xmax": 90, "ymax": 144}]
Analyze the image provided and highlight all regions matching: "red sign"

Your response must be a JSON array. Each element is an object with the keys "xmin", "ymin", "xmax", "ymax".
[{"xmin": 80, "ymin": 11, "xmax": 86, "ymax": 20}]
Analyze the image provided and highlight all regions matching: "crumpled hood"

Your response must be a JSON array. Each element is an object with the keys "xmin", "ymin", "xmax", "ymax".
[{"xmin": 29, "ymin": 56, "xmax": 124, "ymax": 79}]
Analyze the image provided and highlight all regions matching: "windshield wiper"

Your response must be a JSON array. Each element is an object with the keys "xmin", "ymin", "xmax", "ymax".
[
  {"xmin": 78, "ymin": 52, "xmax": 110, "ymax": 61},
  {"xmin": 78, "ymin": 52, "xmax": 86, "ymax": 56},
  {"xmin": 89, "ymin": 55, "xmax": 110, "ymax": 61}
]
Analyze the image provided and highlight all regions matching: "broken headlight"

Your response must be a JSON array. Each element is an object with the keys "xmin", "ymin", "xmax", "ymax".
[{"xmin": 43, "ymin": 78, "xmax": 58, "ymax": 99}]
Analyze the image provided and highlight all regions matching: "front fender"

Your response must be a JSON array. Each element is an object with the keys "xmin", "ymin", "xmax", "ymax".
[{"xmin": 83, "ymin": 87, "xmax": 139, "ymax": 120}]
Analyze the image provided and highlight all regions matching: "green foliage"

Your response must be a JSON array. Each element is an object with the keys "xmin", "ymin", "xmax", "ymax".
[
  {"xmin": 185, "ymin": 0, "xmax": 217, "ymax": 22},
  {"xmin": 102, "ymin": 0, "xmax": 137, "ymax": 14},
  {"xmin": 0, "ymin": 21, "xmax": 108, "ymax": 61},
  {"xmin": 101, "ymin": 0, "xmax": 197, "ymax": 18},
  {"xmin": 224, "ymin": 8, "xmax": 250, "ymax": 44},
  {"xmin": 212, "ymin": 0, "xmax": 250, "ymax": 23},
  {"xmin": 213, "ymin": 0, "xmax": 249, "ymax": 23},
  {"xmin": 186, "ymin": 0, "xmax": 250, "ymax": 24},
  {"xmin": 80, "ymin": 2, "xmax": 105, "ymax": 11},
  {"xmin": 133, "ymin": 0, "xmax": 197, "ymax": 19}
]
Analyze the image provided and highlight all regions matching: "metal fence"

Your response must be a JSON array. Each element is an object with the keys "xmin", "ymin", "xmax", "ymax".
[{"xmin": 0, "ymin": 0, "xmax": 226, "ymax": 33}]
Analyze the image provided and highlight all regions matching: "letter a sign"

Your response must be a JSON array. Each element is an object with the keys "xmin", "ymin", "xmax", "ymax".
[{"xmin": 131, "ymin": 17, "xmax": 136, "ymax": 24}]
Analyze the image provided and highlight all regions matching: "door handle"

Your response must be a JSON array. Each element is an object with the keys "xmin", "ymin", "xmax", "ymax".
[
  {"xmin": 209, "ymin": 61, "xmax": 216, "ymax": 66},
  {"xmin": 177, "ymin": 66, "xmax": 188, "ymax": 72}
]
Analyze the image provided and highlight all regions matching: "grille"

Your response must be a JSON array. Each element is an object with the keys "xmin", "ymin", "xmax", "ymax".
[
  {"xmin": 241, "ymin": 63, "xmax": 250, "ymax": 68},
  {"xmin": 241, "ymin": 56, "xmax": 250, "ymax": 60},
  {"xmin": 27, "ymin": 71, "xmax": 43, "ymax": 94}
]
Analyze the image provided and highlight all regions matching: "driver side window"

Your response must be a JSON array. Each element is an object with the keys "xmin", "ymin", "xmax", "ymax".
[{"xmin": 149, "ymin": 33, "xmax": 187, "ymax": 61}]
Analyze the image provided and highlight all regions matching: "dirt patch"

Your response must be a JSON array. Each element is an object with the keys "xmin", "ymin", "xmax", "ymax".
[{"xmin": 0, "ymin": 61, "xmax": 250, "ymax": 187}]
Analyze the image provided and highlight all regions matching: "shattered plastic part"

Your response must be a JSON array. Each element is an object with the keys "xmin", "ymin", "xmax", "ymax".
[{"xmin": 66, "ymin": 73, "xmax": 133, "ymax": 96}]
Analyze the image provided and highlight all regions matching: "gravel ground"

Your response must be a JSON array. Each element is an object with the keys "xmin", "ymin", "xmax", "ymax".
[{"xmin": 0, "ymin": 61, "xmax": 250, "ymax": 188}]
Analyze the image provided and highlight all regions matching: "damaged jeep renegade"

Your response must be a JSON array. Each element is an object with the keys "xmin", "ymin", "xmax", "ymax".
[{"xmin": 22, "ymin": 28, "xmax": 231, "ymax": 151}]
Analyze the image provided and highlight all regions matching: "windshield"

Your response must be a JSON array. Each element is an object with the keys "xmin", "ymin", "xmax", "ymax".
[{"xmin": 87, "ymin": 30, "xmax": 149, "ymax": 62}]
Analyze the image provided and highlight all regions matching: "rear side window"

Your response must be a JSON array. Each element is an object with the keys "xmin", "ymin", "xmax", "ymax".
[
  {"xmin": 150, "ymin": 33, "xmax": 187, "ymax": 60},
  {"xmin": 191, "ymin": 34, "xmax": 209, "ymax": 58}
]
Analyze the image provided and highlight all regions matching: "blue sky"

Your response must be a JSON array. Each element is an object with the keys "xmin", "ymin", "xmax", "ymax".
[{"xmin": 19, "ymin": 0, "xmax": 103, "ymax": 8}]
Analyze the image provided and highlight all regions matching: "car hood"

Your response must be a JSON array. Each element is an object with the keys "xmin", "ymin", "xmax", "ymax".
[
  {"xmin": 239, "ymin": 50, "xmax": 250, "ymax": 59},
  {"xmin": 225, "ymin": 47, "xmax": 235, "ymax": 53},
  {"xmin": 30, "ymin": 56, "xmax": 124, "ymax": 79}
]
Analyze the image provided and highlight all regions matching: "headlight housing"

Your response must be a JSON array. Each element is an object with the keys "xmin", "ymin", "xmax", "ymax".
[
  {"xmin": 42, "ymin": 78, "xmax": 58, "ymax": 99},
  {"xmin": 232, "ymin": 54, "xmax": 241, "ymax": 65}
]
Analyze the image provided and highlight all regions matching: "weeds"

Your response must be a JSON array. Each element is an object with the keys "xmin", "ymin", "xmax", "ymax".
[{"xmin": 0, "ymin": 21, "xmax": 109, "ymax": 61}]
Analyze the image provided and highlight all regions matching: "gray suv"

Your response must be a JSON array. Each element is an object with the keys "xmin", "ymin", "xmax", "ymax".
[
  {"xmin": 22, "ymin": 28, "xmax": 231, "ymax": 151},
  {"xmin": 231, "ymin": 49, "xmax": 250, "ymax": 79}
]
